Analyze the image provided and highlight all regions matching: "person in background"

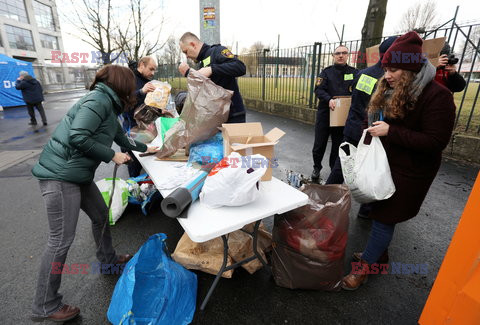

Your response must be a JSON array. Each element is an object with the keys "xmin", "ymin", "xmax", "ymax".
[
  {"xmin": 326, "ymin": 36, "xmax": 398, "ymax": 221},
  {"xmin": 311, "ymin": 45, "xmax": 358, "ymax": 183},
  {"xmin": 342, "ymin": 32, "xmax": 456, "ymax": 290},
  {"xmin": 30, "ymin": 65, "xmax": 158, "ymax": 322},
  {"xmin": 122, "ymin": 56, "xmax": 158, "ymax": 177},
  {"xmin": 178, "ymin": 32, "xmax": 247, "ymax": 123},
  {"xmin": 15, "ymin": 71, "xmax": 47, "ymax": 126},
  {"xmin": 435, "ymin": 43, "xmax": 466, "ymax": 93}
]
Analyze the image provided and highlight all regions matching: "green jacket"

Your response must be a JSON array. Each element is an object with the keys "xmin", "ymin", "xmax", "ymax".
[{"xmin": 32, "ymin": 83, "xmax": 148, "ymax": 184}]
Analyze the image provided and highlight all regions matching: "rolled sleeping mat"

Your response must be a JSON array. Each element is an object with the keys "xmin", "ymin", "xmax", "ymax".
[{"xmin": 161, "ymin": 167, "xmax": 212, "ymax": 218}]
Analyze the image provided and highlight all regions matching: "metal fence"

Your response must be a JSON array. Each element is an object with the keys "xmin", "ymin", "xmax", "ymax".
[
  {"xmin": 236, "ymin": 21, "xmax": 480, "ymax": 135},
  {"xmin": 34, "ymin": 65, "xmax": 97, "ymax": 92}
]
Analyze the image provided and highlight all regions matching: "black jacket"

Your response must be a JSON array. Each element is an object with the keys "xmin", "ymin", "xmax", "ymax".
[
  {"xmin": 122, "ymin": 64, "xmax": 151, "ymax": 131},
  {"xmin": 343, "ymin": 61, "xmax": 384, "ymax": 143},
  {"xmin": 314, "ymin": 64, "xmax": 358, "ymax": 111},
  {"xmin": 15, "ymin": 77, "xmax": 44, "ymax": 104},
  {"xmin": 195, "ymin": 43, "xmax": 247, "ymax": 122}
]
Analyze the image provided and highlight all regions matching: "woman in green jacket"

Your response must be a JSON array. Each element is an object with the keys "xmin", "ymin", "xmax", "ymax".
[{"xmin": 31, "ymin": 65, "xmax": 158, "ymax": 322}]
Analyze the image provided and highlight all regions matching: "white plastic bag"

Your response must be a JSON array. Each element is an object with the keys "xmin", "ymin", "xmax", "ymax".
[
  {"xmin": 96, "ymin": 178, "xmax": 129, "ymax": 225},
  {"xmin": 199, "ymin": 152, "xmax": 267, "ymax": 208},
  {"xmin": 339, "ymin": 129, "xmax": 395, "ymax": 203}
]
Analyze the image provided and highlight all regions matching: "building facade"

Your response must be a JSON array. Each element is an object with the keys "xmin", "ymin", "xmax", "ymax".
[{"xmin": 0, "ymin": 0, "xmax": 68, "ymax": 87}]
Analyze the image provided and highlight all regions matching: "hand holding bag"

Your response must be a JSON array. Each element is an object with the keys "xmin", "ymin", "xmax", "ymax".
[{"xmin": 340, "ymin": 129, "xmax": 395, "ymax": 203}]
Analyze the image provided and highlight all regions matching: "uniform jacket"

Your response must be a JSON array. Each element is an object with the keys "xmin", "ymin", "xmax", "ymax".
[
  {"xmin": 369, "ymin": 81, "xmax": 456, "ymax": 224},
  {"xmin": 15, "ymin": 76, "xmax": 44, "ymax": 104},
  {"xmin": 314, "ymin": 64, "xmax": 358, "ymax": 111},
  {"xmin": 344, "ymin": 61, "xmax": 383, "ymax": 143},
  {"xmin": 195, "ymin": 43, "xmax": 246, "ymax": 122},
  {"xmin": 32, "ymin": 82, "xmax": 147, "ymax": 184}
]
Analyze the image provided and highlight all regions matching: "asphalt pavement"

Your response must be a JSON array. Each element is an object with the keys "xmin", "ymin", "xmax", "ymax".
[{"xmin": 0, "ymin": 89, "xmax": 478, "ymax": 325}]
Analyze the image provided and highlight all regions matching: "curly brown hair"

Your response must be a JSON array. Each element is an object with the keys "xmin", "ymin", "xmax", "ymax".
[{"xmin": 368, "ymin": 70, "xmax": 418, "ymax": 119}]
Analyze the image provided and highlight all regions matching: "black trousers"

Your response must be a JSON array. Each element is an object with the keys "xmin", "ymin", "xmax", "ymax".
[
  {"xmin": 27, "ymin": 102, "xmax": 47, "ymax": 124},
  {"xmin": 312, "ymin": 107, "xmax": 344, "ymax": 172}
]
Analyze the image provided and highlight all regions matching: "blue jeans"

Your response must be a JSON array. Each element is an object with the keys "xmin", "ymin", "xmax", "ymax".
[{"xmin": 362, "ymin": 220, "xmax": 396, "ymax": 264}]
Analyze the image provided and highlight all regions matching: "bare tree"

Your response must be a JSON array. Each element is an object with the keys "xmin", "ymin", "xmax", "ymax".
[
  {"xmin": 114, "ymin": 0, "xmax": 167, "ymax": 62},
  {"xmin": 60, "ymin": 0, "xmax": 167, "ymax": 64},
  {"xmin": 62, "ymin": 0, "xmax": 120, "ymax": 64},
  {"xmin": 397, "ymin": 0, "xmax": 438, "ymax": 33},
  {"xmin": 358, "ymin": 0, "xmax": 388, "ymax": 69},
  {"xmin": 462, "ymin": 26, "xmax": 480, "ymax": 62}
]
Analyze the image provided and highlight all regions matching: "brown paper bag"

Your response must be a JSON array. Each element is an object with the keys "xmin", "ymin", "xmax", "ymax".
[
  {"xmin": 172, "ymin": 233, "xmax": 234, "ymax": 278},
  {"xmin": 229, "ymin": 223, "xmax": 272, "ymax": 274}
]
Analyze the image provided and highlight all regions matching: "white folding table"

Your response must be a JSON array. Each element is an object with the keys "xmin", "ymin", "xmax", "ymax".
[{"xmin": 132, "ymin": 150, "xmax": 308, "ymax": 309}]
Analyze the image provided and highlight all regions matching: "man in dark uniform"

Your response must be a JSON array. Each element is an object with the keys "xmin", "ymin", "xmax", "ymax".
[
  {"xmin": 122, "ymin": 56, "xmax": 157, "ymax": 177},
  {"xmin": 312, "ymin": 45, "xmax": 358, "ymax": 183},
  {"xmin": 325, "ymin": 36, "xmax": 398, "ymax": 219},
  {"xmin": 178, "ymin": 32, "xmax": 246, "ymax": 123}
]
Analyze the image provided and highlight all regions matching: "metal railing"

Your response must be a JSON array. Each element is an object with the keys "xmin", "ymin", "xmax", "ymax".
[{"xmin": 235, "ymin": 21, "xmax": 480, "ymax": 134}]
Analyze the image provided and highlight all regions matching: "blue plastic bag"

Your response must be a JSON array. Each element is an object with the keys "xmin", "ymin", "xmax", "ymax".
[
  {"xmin": 107, "ymin": 233, "xmax": 197, "ymax": 325},
  {"xmin": 187, "ymin": 132, "xmax": 223, "ymax": 166}
]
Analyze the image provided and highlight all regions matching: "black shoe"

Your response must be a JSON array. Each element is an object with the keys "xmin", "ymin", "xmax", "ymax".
[
  {"xmin": 29, "ymin": 121, "xmax": 37, "ymax": 125},
  {"xmin": 43, "ymin": 122, "xmax": 48, "ymax": 126}
]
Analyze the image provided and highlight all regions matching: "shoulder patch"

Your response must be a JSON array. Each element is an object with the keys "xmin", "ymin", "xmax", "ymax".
[
  {"xmin": 316, "ymin": 77, "xmax": 323, "ymax": 86},
  {"xmin": 221, "ymin": 48, "xmax": 234, "ymax": 58}
]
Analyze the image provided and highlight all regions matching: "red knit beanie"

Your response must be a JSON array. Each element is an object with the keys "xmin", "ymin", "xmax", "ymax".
[{"xmin": 381, "ymin": 31, "xmax": 425, "ymax": 72}]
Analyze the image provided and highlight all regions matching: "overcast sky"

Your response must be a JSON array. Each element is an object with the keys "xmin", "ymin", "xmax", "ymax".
[{"xmin": 59, "ymin": 0, "xmax": 480, "ymax": 58}]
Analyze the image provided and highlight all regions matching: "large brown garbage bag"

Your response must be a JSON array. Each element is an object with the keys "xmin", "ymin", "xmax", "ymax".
[
  {"xmin": 271, "ymin": 184, "xmax": 351, "ymax": 291},
  {"xmin": 155, "ymin": 70, "xmax": 232, "ymax": 158},
  {"xmin": 172, "ymin": 222, "xmax": 271, "ymax": 278}
]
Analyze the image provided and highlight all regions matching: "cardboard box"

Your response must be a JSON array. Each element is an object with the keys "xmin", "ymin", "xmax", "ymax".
[
  {"xmin": 330, "ymin": 96, "xmax": 351, "ymax": 127},
  {"xmin": 366, "ymin": 44, "xmax": 380, "ymax": 67},
  {"xmin": 422, "ymin": 37, "xmax": 446, "ymax": 67},
  {"xmin": 221, "ymin": 122, "xmax": 285, "ymax": 181}
]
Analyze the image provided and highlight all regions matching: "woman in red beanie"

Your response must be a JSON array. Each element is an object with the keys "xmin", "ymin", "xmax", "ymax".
[{"xmin": 342, "ymin": 31, "xmax": 456, "ymax": 290}]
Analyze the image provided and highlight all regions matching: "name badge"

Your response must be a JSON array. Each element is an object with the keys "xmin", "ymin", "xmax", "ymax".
[
  {"xmin": 344, "ymin": 74, "xmax": 354, "ymax": 81},
  {"xmin": 202, "ymin": 56, "xmax": 211, "ymax": 67},
  {"xmin": 356, "ymin": 74, "xmax": 378, "ymax": 95}
]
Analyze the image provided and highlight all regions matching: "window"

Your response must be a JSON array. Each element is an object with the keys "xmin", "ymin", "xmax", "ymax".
[
  {"xmin": 5, "ymin": 25, "xmax": 35, "ymax": 51},
  {"xmin": 40, "ymin": 33, "xmax": 58, "ymax": 49},
  {"xmin": 33, "ymin": 0, "xmax": 55, "ymax": 30},
  {"xmin": 0, "ymin": 0, "xmax": 29, "ymax": 23}
]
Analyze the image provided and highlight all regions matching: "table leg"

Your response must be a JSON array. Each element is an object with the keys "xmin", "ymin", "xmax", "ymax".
[
  {"xmin": 200, "ymin": 220, "xmax": 271, "ymax": 310},
  {"xmin": 252, "ymin": 220, "xmax": 271, "ymax": 272},
  {"xmin": 200, "ymin": 235, "xmax": 229, "ymax": 311}
]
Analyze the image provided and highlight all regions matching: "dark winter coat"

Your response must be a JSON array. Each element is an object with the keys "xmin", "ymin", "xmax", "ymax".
[
  {"xmin": 15, "ymin": 76, "xmax": 44, "ymax": 104},
  {"xmin": 314, "ymin": 64, "xmax": 359, "ymax": 111},
  {"xmin": 344, "ymin": 61, "xmax": 384, "ymax": 144},
  {"xmin": 369, "ymin": 81, "xmax": 456, "ymax": 224},
  {"xmin": 32, "ymin": 82, "xmax": 147, "ymax": 184},
  {"xmin": 194, "ymin": 43, "xmax": 246, "ymax": 123},
  {"xmin": 122, "ymin": 65, "xmax": 151, "ymax": 131}
]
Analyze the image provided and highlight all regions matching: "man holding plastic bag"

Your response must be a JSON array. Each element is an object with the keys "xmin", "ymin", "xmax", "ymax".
[
  {"xmin": 341, "ymin": 32, "xmax": 456, "ymax": 290},
  {"xmin": 178, "ymin": 32, "xmax": 247, "ymax": 123}
]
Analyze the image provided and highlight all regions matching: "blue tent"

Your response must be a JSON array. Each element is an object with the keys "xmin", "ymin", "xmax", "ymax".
[{"xmin": 0, "ymin": 54, "xmax": 35, "ymax": 107}]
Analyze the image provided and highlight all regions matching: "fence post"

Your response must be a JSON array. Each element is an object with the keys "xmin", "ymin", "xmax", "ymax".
[
  {"xmin": 262, "ymin": 49, "xmax": 269, "ymax": 101},
  {"xmin": 309, "ymin": 42, "xmax": 320, "ymax": 108}
]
